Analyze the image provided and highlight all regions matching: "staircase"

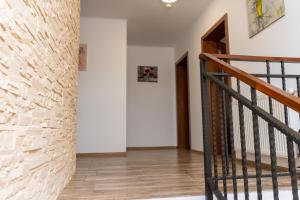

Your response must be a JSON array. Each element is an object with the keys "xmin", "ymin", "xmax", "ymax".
[{"xmin": 200, "ymin": 53, "xmax": 300, "ymax": 200}]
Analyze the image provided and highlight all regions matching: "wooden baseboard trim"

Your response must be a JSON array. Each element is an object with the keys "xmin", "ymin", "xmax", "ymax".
[
  {"xmin": 127, "ymin": 146, "xmax": 177, "ymax": 151},
  {"xmin": 76, "ymin": 152, "xmax": 127, "ymax": 158},
  {"xmin": 191, "ymin": 149, "xmax": 203, "ymax": 154}
]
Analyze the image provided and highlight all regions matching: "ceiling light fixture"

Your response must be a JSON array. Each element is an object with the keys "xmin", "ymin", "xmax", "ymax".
[{"xmin": 161, "ymin": 0, "xmax": 177, "ymax": 8}]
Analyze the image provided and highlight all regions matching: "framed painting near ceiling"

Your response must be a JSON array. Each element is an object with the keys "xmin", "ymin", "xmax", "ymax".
[
  {"xmin": 79, "ymin": 44, "xmax": 87, "ymax": 71},
  {"xmin": 247, "ymin": 0, "xmax": 285, "ymax": 37}
]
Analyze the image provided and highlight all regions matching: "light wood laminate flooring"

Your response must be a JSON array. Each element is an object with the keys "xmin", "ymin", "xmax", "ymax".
[{"xmin": 58, "ymin": 149, "xmax": 298, "ymax": 200}]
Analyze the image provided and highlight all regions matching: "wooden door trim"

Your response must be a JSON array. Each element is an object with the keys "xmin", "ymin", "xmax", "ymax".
[
  {"xmin": 175, "ymin": 52, "xmax": 191, "ymax": 149},
  {"xmin": 201, "ymin": 14, "xmax": 230, "ymax": 155},
  {"xmin": 201, "ymin": 13, "xmax": 230, "ymax": 54},
  {"xmin": 176, "ymin": 51, "xmax": 189, "ymax": 65}
]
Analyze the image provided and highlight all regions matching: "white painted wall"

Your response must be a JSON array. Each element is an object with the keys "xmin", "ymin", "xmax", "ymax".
[
  {"xmin": 127, "ymin": 46, "xmax": 177, "ymax": 147},
  {"xmin": 175, "ymin": 0, "xmax": 300, "ymax": 151},
  {"xmin": 77, "ymin": 17, "xmax": 127, "ymax": 153}
]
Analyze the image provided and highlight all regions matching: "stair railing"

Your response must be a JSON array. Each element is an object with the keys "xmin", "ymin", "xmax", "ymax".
[{"xmin": 200, "ymin": 53, "xmax": 300, "ymax": 200}]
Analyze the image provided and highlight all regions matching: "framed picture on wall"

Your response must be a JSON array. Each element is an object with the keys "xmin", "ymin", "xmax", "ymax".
[
  {"xmin": 137, "ymin": 66, "xmax": 158, "ymax": 83},
  {"xmin": 247, "ymin": 0, "xmax": 285, "ymax": 37},
  {"xmin": 79, "ymin": 44, "xmax": 87, "ymax": 71}
]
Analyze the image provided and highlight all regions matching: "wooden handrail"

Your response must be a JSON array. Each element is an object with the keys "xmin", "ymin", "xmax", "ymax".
[
  {"xmin": 211, "ymin": 54, "xmax": 300, "ymax": 63},
  {"xmin": 200, "ymin": 53, "xmax": 300, "ymax": 113}
]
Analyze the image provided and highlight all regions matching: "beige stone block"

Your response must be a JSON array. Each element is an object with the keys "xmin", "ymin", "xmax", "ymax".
[
  {"xmin": 25, "ymin": 154, "xmax": 51, "ymax": 171},
  {"xmin": 24, "ymin": 136, "xmax": 47, "ymax": 152},
  {"xmin": 18, "ymin": 115, "xmax": 32, "ymax": 126},
  {"xmin": 0, "ymin": 131, "xmax": 15, "ymax": 151}
]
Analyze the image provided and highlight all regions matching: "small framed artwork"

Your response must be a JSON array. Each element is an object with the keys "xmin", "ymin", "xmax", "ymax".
[
  {"xmin": 138, "ymin": 66, "xmax": 158, "ymax": 83},
  {"xmin": 79, "ymin": 44, "xmax": 87, "ymax": 71}
]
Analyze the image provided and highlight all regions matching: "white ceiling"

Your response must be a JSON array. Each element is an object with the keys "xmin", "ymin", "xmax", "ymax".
[{"xmin": 81, "ymin": 0, "xmax": 210, "ymax": 47}]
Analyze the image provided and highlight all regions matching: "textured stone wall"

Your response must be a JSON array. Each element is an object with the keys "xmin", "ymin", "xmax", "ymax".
[{"xmin": 0, "ymin": 0, "xmax": 80, "ymax": 199}]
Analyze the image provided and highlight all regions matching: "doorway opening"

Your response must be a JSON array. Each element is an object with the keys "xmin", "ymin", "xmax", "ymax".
[
  {"xmin": 201, "ymin": 14, "xmax": 230, "ymax": 154},
  {"xmin": 176, "ymin": 52, "xmax": 191, "ymax": 150}
]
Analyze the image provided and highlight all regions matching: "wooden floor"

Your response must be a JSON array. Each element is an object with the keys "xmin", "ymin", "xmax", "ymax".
[{"xmin": 58, "ymin": 149, "xmax": 297, "ymax": 200}]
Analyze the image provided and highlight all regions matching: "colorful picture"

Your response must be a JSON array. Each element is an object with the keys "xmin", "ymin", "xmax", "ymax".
[
  {"xmin": 247, "ymin": 0, "xmax": 285, "ymax": 37},
  {"xmin": 79, "ymin": 44, "xmax": 87, "ymax": 71},
  {"xmin": 138, "ymin": 66, "xmax": 158, "ymax": 83}
]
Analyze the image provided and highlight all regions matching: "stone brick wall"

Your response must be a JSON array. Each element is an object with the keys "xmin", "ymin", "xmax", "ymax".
[{"xmin": 0, "ymin": 0, "xmax": 80, "ymax": 199}]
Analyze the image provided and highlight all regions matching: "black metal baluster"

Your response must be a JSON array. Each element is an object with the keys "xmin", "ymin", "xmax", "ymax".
[
  {"xmin": 224, "ymin": 113, "xmax": 230, "ymax": 176},
  {"xmin": 266, "ymin": 61, "xmax": 279, "ymax": 200},
  {"xmin": 221, "ymin": 74, "xmax": 230, "ymax": 176},
  {"xmin": 297, "ymin": 77, "xmax": 300, "ymax": 158},
  {"xmin": 281, "ymin": 61, "xmax": 299, "ymax": 200},
  {"xmin": 227, "ymin": 84, "xmax": 238, "ymax": 200},
  {"xmin": 200, "ymin": 59, "xmax": 213, "ymax": 200},
  {"xmin": 210, "ymin": 81, "xmax": 218, "ymax": 189},
  {"xmin": 251, "ymin": 87, "xmax": 262, "ymax": 200},
  {"xmin": 237, "ymin": 80, "xmax": 249, "ymax": 200},
  {"xmin": 219, "ymin": 85, "xmax": 228, "ymax": 199},
  {"xmin": 297, "ymin": 77, "xmax": 300, "ymax": 114}
]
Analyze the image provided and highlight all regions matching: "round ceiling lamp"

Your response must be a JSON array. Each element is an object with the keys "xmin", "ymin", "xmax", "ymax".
[{"xmin": 161, "ymin": 0, "xmax": 177, "ymax": 8}]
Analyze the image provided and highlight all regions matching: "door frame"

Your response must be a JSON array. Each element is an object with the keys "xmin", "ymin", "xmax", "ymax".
[
  {"xmin": 175, "ymin": 52, "xmax": 191, "ymax": 149},
  {"xmin": 201, "ymin": 13, "xmax": 230, "ymax": 54},
  {"xmin": 201, "ymin": 14, "xmax": 230, "ymax": 154}
]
